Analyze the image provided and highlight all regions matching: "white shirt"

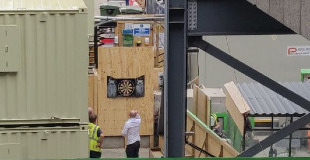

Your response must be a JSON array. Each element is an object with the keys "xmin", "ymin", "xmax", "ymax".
[{"xmin": 122, "ymin": 114, "xmax": 141, "ymax": 145}]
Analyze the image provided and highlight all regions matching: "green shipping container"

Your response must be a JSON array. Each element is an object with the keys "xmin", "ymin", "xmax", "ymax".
[
  {"xmin": 0, "ymin": 0, "xmax": 89, "ymax": 159},
  {"xmin": 100, "ymin": 2, "xmax": 121, "ymax": 16}
]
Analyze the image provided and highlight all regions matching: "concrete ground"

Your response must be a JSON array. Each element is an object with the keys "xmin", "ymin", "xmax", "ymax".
[{"xmin": 102, "ymin": 148, "xmax": 150, "ymax": 158}]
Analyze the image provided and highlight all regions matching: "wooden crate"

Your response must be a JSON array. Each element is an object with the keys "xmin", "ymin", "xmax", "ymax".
[{"xmin": 97, "ymin": 47, "xmax": 155, "ymax": 136}]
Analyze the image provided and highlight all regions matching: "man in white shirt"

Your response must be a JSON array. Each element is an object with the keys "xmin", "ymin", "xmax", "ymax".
[{"xmin": 122, "ymin": 110, "xmax": 141, "ymax": 158}]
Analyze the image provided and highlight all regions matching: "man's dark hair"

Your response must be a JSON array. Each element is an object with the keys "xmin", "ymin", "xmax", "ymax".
[{"xmin": 89, "ymin": 114, "xmax": 97, "ymax": 123}]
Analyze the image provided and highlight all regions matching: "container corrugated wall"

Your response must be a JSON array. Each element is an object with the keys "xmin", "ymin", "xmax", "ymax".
[
  {"xmin": 0, "ymin": 127, "xmax": 88, "ymax": 159},
  {"xmin": 0, "ymin": 7, "xmax": 88, "ymax": 124}
]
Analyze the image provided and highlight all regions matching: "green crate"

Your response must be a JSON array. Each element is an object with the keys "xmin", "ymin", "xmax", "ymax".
[
  {"xmin": 120, "ymin": 6, "xmax": 143, "ymax": 14},
  {"xmin": 100, "ymin": 2, "xmax": 121, "ymax": 16}
]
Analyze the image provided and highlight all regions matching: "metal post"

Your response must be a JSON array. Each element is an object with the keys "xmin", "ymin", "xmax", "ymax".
[
  {"xmin": 164, "ymin": 0, "xmax": 187, "ymax": 157},
  {"xmin": 289, "ymin": 116, "xmax": 293, "ymax": 157}
]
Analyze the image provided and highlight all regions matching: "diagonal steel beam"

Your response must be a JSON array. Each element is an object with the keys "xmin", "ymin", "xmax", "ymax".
[
  {"xmin": 191, "ymin": 37, "xmax": 310, "ymax": 112},
  {"xmin": 190, "ymin": 37, "xmax": 310, "ymax": 157}
]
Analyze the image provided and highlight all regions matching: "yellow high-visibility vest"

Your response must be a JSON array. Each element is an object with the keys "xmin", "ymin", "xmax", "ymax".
[{"xmin": 88, "ymin": 123, "xmax": 101, "ymax": 152}]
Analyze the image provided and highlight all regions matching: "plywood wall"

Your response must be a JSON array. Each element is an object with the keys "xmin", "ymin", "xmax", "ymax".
[
  {"xmin": 114, "ymin": 21, "xmax": 164, "ymax": 68},
  {"xmin": 88, "ymin": 74, "xmax": 99, "ymax": 114},
  {"xmin": 97, "ymin": 47, "xmax": 154, "ymax": 136},
  {"xmin": 196, "ymin": 86, "xmax": 211, "ymax": 126}
]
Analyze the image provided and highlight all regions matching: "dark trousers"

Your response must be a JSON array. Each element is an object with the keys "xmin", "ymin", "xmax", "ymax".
[
  {"xmin": 90, "ymin": 151, "xmax": 101, "ymax": 158},
  {"xmin": 126, "ymin": 141, "xmax": 140, "ymax": 158}
]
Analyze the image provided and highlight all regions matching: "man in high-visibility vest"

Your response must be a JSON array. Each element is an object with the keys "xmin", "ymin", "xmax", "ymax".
[
  {"xmin": 210, "ymin": 114, "xmax": 219, "ymax": 129},
  {"xmin": 210, "ymin": 114, "xmax": 224, "ymax": 137},
  {"xmin": 89, "ymin": 114, "xmax": 104, "ymax": 158}
]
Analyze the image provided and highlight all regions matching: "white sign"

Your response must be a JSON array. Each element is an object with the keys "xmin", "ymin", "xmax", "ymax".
[
  {"xmin": 125, "ymin": 23, "xmax": 133, "ymax": 30},
  {"xmin": 133, "ymin": 24, "xmax": 151, "ymax": 36},
  {"xmin": 287, "ymin": 46, "xmax": 310, "ymax": 56}
]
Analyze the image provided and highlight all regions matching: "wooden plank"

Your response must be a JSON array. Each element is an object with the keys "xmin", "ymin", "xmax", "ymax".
[
  {"xmin": 196, "ymin": 87, "xmax": 207, "ymax": 124},
  {"xmin": 202, "ymin": 88, "xmax": 211, "ymax": 126},
  {"xmin": 225, "ymin": 93, "xmax": 245, "ymax": 135},
  {"xmin": 97, "ymin": 47, "xmax": 154, "ymax": 136},
  {"xmin": 208, "ymin": 135, "xmax": 222, "ymax": 156},
  {"xmin": 196, "ymin": 86, "xmax": 211, "ymax": 125},
  {"xmin": 192, "ymin": 84, "xmax": 198, "ymax": 115},
  {"xmin": 158, "ymin": 135, "xmax": 164, "ymax": 152},
  {"xmin": 224, "ymin": 81, "xmax": 251, "ymax": 134},
  {"xmin": 224, "ymin": 81, "xmax": 251, "ymax": 114},
  {"xmin": 186, "ymin": 115, "xmax": 195, "ymax": 156},
  {"xmin": 194, "ymin": 123, "xmax": 206, "ymax": 158},
  {"xmin": 149, "ymin": 149, "xmax": 164, "ymax": 158},
  {"xmin": 88, "ymin": 75, "xmax": 95, "ymax": 108},
  {"xmin": 94, "ymin": 71, "xmax": 99, "ymax": 114}
]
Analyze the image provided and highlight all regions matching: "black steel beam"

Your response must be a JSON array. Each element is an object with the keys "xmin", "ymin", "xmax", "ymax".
[
  {"xmin": 188, "ymin": 0, "xmax": 295, "ymax": 36},
  {"xmin": 164, "ymin": 0, "xmax": 187, "ymax": 157},
  {"xmin": 190, "ymin": 37, "xmax": 310, "ymax": 157}
]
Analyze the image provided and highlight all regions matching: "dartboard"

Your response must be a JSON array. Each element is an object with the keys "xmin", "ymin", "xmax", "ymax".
[{"xmin": 117, "ymin": 80, "xmax": 135, "ymax": 96}]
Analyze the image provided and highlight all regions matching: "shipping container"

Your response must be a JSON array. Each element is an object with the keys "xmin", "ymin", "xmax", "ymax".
[
  {"xmin": 0, "ymin": 126, "xmax": 88, "ymax": 159},
  {"xmin": 0, "ymin": 0, "xmax": 89, "ymax": 125},
  {"xmin": 83, "ymin": 0, "xmax": 94, "ymax": 36}
]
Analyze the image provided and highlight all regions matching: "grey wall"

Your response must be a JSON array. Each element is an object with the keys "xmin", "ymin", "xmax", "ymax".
[
  {"xmin": 198, "ymin": 35, "xmax": 310, "ymax": 88},
  {"xmin": 247, "ymin": 0, "xmax": 310, "ymax": 40}
]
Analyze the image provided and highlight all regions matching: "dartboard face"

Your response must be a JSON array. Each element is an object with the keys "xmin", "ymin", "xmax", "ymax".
[{"xmin": 117, "ymin": 80, "xmax": 135, "ymax": 96}]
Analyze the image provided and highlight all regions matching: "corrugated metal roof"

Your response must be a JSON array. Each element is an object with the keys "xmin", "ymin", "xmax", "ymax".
[
  {"xmin": 237, "ymin": 82, "xmax": 310, "ymax": 116},
  {"xmin": 0, "ymin": 0, "xmax": 87, "ymax": 11}
]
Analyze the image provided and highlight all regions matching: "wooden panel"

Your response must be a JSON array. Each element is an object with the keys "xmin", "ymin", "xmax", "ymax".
[
  {"xmin": 115, "ymin": 21, "xmax": 163, "ymax": 47},
  {"xmin": 186, "ymin": 116, "xmax": 195, "ymax": 156},
  {"xmin": 196, "ymin": 86, "xmax": 211, "ymax": 125},
  {"xmin": 194, "ymin": 124, "xmax": 207, "ymax": 158},
  {"xmin": 88, "ymin": 75, "xmax": 95, "ymax": 108},
  {"xmin": 149, "ymin": 149, "xmax": 164, "ymax": 158},
  {"xmin": 192, "ymin": 84, "xmax": 198, "ymax": 115},
  {"xmin": 158, "ymin": 135, "xmax": 164, "ymax": 152},
  {"xmin": 224, "ymin": 81, "xmax": 251, "ymax": 134},
  {"xmin": 208, "ymin": 136, "xmax": 222, "ymax": 156},
  {"xmin": 187, "ymin": 110, "xmax": 239, "ymax": 157},
  {"xmin": 97, "ymin": 47, "xmax": 154, "ymax": 136},
  {"xmin": 226, "ymin": 93, "xmax": 245, "ymax": 135},
  {"xmin": 224, "ymin": 81, "xmax": 251, "ymax": 114},
  {"xmin": 114, "ymin": 21, "xmax": 165, "ymax": 68},
  {"xmin": 88, "ymin": 73, "xmax": 99, "ymax": 114}
]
